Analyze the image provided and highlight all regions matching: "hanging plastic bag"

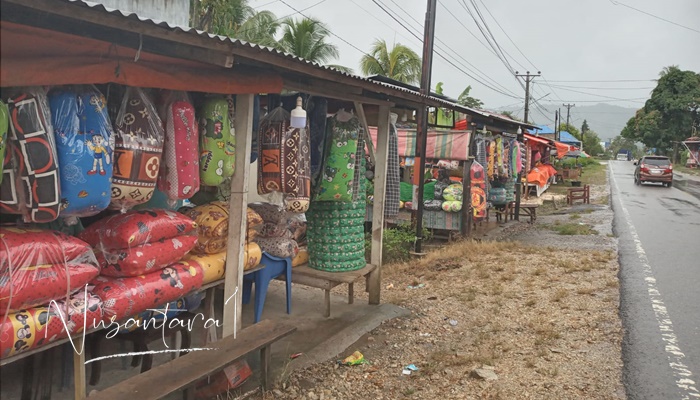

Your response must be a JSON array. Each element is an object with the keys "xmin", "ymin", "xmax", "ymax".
[
  {"xmin": 110, "ymin": 87, "xmax": 164, "ymax": 211},
  {"xmin": 314, "ymin": 113, "xmax": 361, "ymax": 202},
  {"xmin": 49, "ymin": 86, "xmax": 114, "ymax": 223},
  {"xmin": 257, "ymin": 105, "xmax": 289, "ymax": 195},
  {"xmin": 0, "ymin": 88, "xmax": 61, "ymax": 223},
  {"xmin": 199, "ymin": 96, "xmax": 235, "ymax": 186},
  {"xmin": 158, "ymin": 90, "xmax": 200, "ymax": 201}
]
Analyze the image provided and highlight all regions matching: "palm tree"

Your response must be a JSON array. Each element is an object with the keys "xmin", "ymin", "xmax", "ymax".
[
  {"xmin": 279, "ymin": 17, "xmax": 340, "ymax": 65},
  {"xmin": 235, "ymin": 10, "xmax": 282, "ymax": 48},
  {"xmin": 360, "ymin": 39, "xmax": 421, "ymax": 85},
  {"xmin": 191, "ymin": 0, "xmax": 253, "ymax": 35}
]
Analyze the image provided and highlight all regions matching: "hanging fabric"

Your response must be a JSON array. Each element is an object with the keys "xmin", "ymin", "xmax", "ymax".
[
  {"xmin": 487, "ymin": 140, "xmax": 495, "ymax": 181},
  {"xmin": 383, "ymin": 113, "xmax": 400, "ymax": 218},
  {"xmin": 315, "ymin": 113, "xmax": 362, "ymax": 202},
  {"xmin": 308, "ymin": 97, "xmax": 328, "ymax": 190},
  {"xmin": 257, "ymin": 105, "xmax": 289, "ymax": 194}
]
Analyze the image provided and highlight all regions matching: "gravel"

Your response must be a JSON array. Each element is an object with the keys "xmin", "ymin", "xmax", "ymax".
[{"xmin": 250, "ymin": 172, "xmax": 624, "ymax": 400}]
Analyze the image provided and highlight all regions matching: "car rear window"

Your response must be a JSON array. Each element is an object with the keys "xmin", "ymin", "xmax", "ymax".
[{"xmin": 643, "ymin": 157, "xmax": 670, "ymax": 166}]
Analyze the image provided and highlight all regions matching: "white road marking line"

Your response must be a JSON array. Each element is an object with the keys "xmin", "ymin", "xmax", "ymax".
[{"xmin": 610, "ymin": 165, "xmax": 700, "ymax": 399}]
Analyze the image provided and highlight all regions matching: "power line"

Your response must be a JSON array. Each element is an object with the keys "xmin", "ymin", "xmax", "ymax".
[
  {"xmin": 547, "ymin": 84, "xmax": 655, "ymax": 90},
  {"xmin": 547, "ymin": 79, "xmax": 655, "ymax": 83},
  {"xmin": 384, "ymin": 0, "xmax": 520, "ymax": 97},
  {"xmin": 539, "ymin": 98, "xmax": 647, "ymax": 103},
  {"xmin": 476, "ymin": 0, "xmax": 537, "ymax": 71},
  {"xmin": 537, "ymin": 83, "xmax": 652, "ymax": 101},
  {"xmin": 609, "ymin": 0, "xmax": 700, "ymax": 34}
]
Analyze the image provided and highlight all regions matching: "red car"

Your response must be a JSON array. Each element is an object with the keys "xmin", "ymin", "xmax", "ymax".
[{"xmin": 634, "ymin": 156, "xmax": 673, "ymax": 187}]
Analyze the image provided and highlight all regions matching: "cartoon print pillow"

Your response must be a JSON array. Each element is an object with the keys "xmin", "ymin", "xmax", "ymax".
[
  {"xmin": 184, "ymin": 252, "xmax": 226, "ymax": 285},
  {"xmin": 110, "ymin": 87, "xmax": 164, "ymax": 211},
  {"xmin": 158, "ymin": 96, "xmax": 200, "ymax": 200},
  {"xmin": 183, "ymin": 201, "xmax": 230, "ymax": 254},
  {"xmin": 199, "ymin": 97, "xmax": 234, "ymax": 186},
  {"xmin": 0, "ymin": 100, "xmax": 7, "ymax": 186},
  {"xmin": 95, "ymin": 235, "xmax": 198, "ymax": 277},
  {"xmin": 78, "ymin": 209, "xmax": 197, "ymax": 250},
  {"xmin": 0, "ymin": 262, "xmax": 100, "ymax": 312},
  {"xmin": 0, "ymin": 227, "xmax": 96, "ymax": 273},
  {"xmin": 49, "ymin": 86, "xmax": 114, "ymax": 219},
  {"xmin": 91, "ymin": 261, "xmax": 204, "ymax": 323},
  {"xmin": 0, "ymin": 88, "xmax": 61, "ymax": 223}
]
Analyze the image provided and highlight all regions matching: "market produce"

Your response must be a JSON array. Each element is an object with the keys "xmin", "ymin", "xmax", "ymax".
[
  {"xmin": 198, "ymin": 96, "xmax": 234, "ymax": 186},
  {"xmin": 0, "ymin": 87, "xmax": 61, "ymax": 223},
  {"xmin": 91, "ymin": 261, "xmax": 204, "ymax": 323},
  {"xmin": 78, "ymin": 209, "xmax": 197, "ymax": 250},
  {"xmin": 0, "ymin": 228, "xmax": 99, "ymax": 312},
  {"xmin": 0, "ymin": 101, "xmax": 8, "ymax": 185},
  {"xmin": 158, "ymin": 91, "xmax": 200, "ymax": 201},
  {"xmin": 110, "ymin": 87, "xmax": 164, "ymax": 211},
  {"xmin": 315, "ymin": 114, "xmax": 361, "ymax": 202},
  {"xmin": 49, "ymin": 86, "xmax": 114, "ymax": 221},
  {"xmin": 0, "ymin": 292, "xmax": 103, "ymax": 359}
]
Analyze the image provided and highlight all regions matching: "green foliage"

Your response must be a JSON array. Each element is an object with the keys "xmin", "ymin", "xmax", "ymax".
[
  {"xmin": 608, "ymin": 136, "xmax": 642, "ymax": 158},
  {"xmin": 621, "ymin": 66, "xmax": 700, "ymax": 153},
  {"xmin": 457, "ymin": 85, "xmax": 484, "ymax": 109},
  {"xmin": 364, "ymin": 223, "xmax": 432, "ymax": 263},
  {"xmin": 190, "ymin": 0, "xmax": 252, "ymax": 35},
  {"xmin": 279, "ymin": 17, "xmax": 340, "ymax": 65},
  {"xmin": 235, "ymin": 10, "xmax": 282, "ymax": 48},
  {"xmin": 560, "ymin": 157, "xmax": 597, "ymax": 168},
  {"xmin": 360, "ymin": 39, "xmax": 422, "ymax": 85}
]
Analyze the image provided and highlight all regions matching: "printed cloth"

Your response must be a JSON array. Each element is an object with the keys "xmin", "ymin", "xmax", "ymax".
[
  {"xmin": 315, "ymin": 116, "xmax": 361, "ymax": 202},
  {"xmin": 0, "ymin": 101, "xmax": 7, "ymax": 186},
  {"xmin": 198, "ymin": 96, "xmax": 235, "ymax": 187},
  {"xmin": 308, "ymin": 97, "xmax": 328, "ymax": 189},
  {"xmin": 384, "ymin": 120, "xmax": 400, "ymax": 218}
]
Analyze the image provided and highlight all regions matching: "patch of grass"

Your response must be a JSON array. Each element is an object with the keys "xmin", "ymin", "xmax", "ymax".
[
  {"xmin": 606, "ymin": 279, "xmax": 619, "ymax": 288},
  {"xmin": 569, "ymin": 214, "xmax": 581, "ymax": 220},
  {"xmin": 402, "ymin": 388, "xmax": 416, "ymax": 396},
  {"xmin": 533, "ymin": 267, "xmax": 546, "ymax": 276},
  {"xmin": 548, "ymin": 222, "xmax": 598, "ymax": 235},
  {"xmin": 525, "ymin": 359, "xmax": 536, "ymax": 369}
]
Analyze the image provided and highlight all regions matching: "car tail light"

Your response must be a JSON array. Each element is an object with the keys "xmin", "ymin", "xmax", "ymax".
[
  {"xmin": 640, "ymin": 164, "xmax": 649, "ymax": 173},
  {"xmin": 665, "ymin": 164, "xmax": 673, "ymax": 173}
]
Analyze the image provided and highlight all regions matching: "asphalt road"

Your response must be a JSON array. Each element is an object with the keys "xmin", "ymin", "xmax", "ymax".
[{"xmin": 610, "ymin": 160, "xmax": 700, "ymax": 399}]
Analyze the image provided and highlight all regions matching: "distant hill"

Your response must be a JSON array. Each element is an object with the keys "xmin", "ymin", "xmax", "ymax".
[{"xmin": 494, "ymin": 103, "xmax": 639, "ymax": 141}]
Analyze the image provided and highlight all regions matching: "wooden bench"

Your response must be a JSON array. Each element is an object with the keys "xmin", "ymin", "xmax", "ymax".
[
  {"xmin": 88, "ymin": 319, "xmax": 296, "ymax": 400},
  {"xmin": 493, "ymin": 202, "xmax": 514, "ymax": 223},
  {"xmin": 280, "ymin": 264, "xmax": 377, "ymax": 318},
  {"xmin": 567, "ymin": 185, "xmax": 590, "ymax": 205},
  {"xmin": 518, "ymin": 204, "xmax": 539, "ymax": 223}
]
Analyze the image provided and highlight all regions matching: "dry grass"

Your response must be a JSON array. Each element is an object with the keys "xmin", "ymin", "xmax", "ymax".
[{"xmin": 281, "ymin": 239, "xmax": 624, "ymax": 400}]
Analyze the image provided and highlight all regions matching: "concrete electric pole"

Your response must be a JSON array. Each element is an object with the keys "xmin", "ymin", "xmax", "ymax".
[
  {"xmin": 563, "ymin": 103, "xmax": 575, "ymax": 130},
  {"xmin": 515, "ymin": 71, "xmax": 541, "ymax": 123}
]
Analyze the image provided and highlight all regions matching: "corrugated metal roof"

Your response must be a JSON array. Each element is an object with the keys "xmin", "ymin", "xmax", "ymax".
[
  {"xmin": 559, "ymin": 131, "xmax": 581, "ymax": 144},
  {"xmin": 25, "ymin": 0, "xmax": 536, "ymax": 128}
]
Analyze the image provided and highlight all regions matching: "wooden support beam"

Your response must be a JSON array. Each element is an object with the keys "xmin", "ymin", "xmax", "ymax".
[
  {"xmin": 354, "ymin": 102, "xmax": 376, "ymax": 166},
  {"xmin": 73, "ymin": 337, "xmax": 86, "ymax": 400},
  {"xmin": 369, "ymin": 105, "xmax": 391, "ymax": 305},
  {"xmin": 222, "ymin": 94, "xmax": 254, "ymax": 338},
  {"xmin": 284, "ymin": 81, "xmax": 395, "ymax": 107}
]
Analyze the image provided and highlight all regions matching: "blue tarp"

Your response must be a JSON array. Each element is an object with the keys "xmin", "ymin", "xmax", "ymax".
[
  {"xmin": 532, "ymin": 125, "xmax": 555, "ymax": 134},
  {"xmin": 559, "ymin": 131, "xmax": 581, "ymax": 145}
]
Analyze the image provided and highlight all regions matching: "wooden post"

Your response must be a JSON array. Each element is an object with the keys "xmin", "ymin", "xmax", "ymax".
[
  {"xmin": 460, "ymin": 158, "xmax": 474, "ymax": 237},
  {"xmin": 73, "ymin": 337, "xmax": 86, "ymax": 400},
  {"xmin": 222, "ymin": 94, "xmax": 254, "ymax": 338},
  {"xmin": 354, "ymin": 102, "xmax": 376, "ymax": 166},
  {"xmin": 369, "ymin": 105, "xmax": 391, "ymax": 305}
]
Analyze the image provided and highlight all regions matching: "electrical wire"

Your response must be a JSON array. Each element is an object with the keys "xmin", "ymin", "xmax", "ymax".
[
  {"xmin": 609, "ymin": 0, "xmax": 700, "ymax": 34},
  {"xmin": 546, "ymin": 84, "xmax": 655, "ymax": 90}
]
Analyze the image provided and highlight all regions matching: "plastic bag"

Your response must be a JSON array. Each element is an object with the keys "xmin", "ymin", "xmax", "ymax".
[
  {"xmin": 199, "ymin": 96, "xmax": 235, "ymax": 186},
  {"xmin": 423, "ymin": 200, "xmax": 443, "ymax": 211},
  {"xmin": 0, "ymin": 100, "xmax": 8, "ymax": 185},
  {"xmin": 487, "ymin": 187, "xmax": 507, "ymax": 205},
  {"xmin": 315, "ymin": 114, "xmax": 361, "ymax": 202},
  {"xmin": 0, "ymin": 292, "xmax": 103, "ymax": 359},
  {"xmin": 91, "ymin": 261, "xmax": 204, "ymax": 323},
  {"xmin": 110, "ymin": 87, "xmax": 165, "ymax": 211},
  {"xmin": 0, "ymin": 228, "xmax": 100, "ymax": 312},
  {"xmin": 49, "ymin": 86, "xmax": 115, "ymax": 222},
  {"xmin": 442, "ymin": 184, "xmax": 463, "ymax": 202},
  {"xmin": 158, "ymin": 91, "xmax": 200, "ymax": 201},
  {"xmin": 255, "ymin": 237, "xmax": 299, "ymax": 259},
  {"xmin": 433, "ymin": 181, "xmax": 449, "ymax": 201},
  {"xmin": 94, "ymin": 235, "xmax": 198, "ymax": 277},
  {"xmin": 0, "ymin": 88, "xmax": 61, "ymax": 223},
  {"xmin": 441, "ymin": 200, "xmax": 462, "ymax": 212},
  {"xmin": 184, "ymin": 252, "xmax": 226, "ymax": 285},
  {"xmin": 248, "ymin": 202, "xmax": 287, "ymax": 225}
]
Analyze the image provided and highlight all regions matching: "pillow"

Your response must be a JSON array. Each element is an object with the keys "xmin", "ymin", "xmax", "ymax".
[
  {"xmin": 0, "ymin": 228, "xmax": 95, "ymax": 273},
  {"xmin": 199, "ymin": 97, "xmax": 234, "ymax": 186},
  {"xmin": 49, "ymin": 86, "xmax": 114, "ymax": 219},
  {"xmin": 184, "ymin": 252, "xmax": 226, "ymax": 285},
  {"xmin": 255, "ymin": 237, "xmax": 298, "ymax": 259},
  {"xmin": 244, "ymin": 242, "xmax": 262, "ymax": 270},
  {"xmin": 95, "ymin": 235, "xmax": 198, "ymax": 277},
  {"xmin": 91, "ymin": 261, "xmax": 204, "ymax": 323},
  {"xmin": 0, "ymin": 262, "xmax": 100, "ymax": 312},
  {"xmin": 78, "ymin": 209, "xmax": 196, "ymax": 250},
  {"xmin": 110, "ymin": 87, "xmax": 164, "ymax": 211},
  {"xmin": 158, "ymin": 97, "xmax": 200, "ymax": 200}
]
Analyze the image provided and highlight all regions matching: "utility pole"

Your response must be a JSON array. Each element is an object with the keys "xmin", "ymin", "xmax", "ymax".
[
  {"xmin": 413, "ymin": 0, "xmax": 437, "ymax": 255},
  {"xmin": 563, "ymin": 103, "xmax": 575, "ymax": 130},
  {"xmin": 554, "ymin": 110, "xmax": 559, "ymax": 141},
  {"xmin": 515, "ymin": 71, "xmax": 541, "ymax": 123}
]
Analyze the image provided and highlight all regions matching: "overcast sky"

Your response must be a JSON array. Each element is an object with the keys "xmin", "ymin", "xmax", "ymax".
[{"xmin": 253, "ymin": 0, "xmax": 699, "ymax": 127}]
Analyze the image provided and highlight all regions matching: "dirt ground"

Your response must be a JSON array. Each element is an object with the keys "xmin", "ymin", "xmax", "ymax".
[{"xmin": 247, "ymin": 165, "xmax": 625, "ymax": 400}]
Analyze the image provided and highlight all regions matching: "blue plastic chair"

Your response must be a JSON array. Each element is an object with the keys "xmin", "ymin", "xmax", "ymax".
[{"xmin": 242, "ymin": 252, "xmax": 292, "ymax": 323}]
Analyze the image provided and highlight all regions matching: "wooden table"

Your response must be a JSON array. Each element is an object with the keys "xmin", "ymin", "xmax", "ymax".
[{"xmin": 280, "ymin": 264, "xmax": 377, "ymax": 317}]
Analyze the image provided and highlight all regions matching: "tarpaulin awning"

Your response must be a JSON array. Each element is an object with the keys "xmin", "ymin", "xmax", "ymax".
[
  {"xmin": 368, "ymin": 127, "xmax": 471, "ymax": 160},
  {"xmin": 524, "ymin": 133, "xmax": 551, "ymax": 146},
  {"xmin": 555, "ymin": 142, "xmax": 576, "ymax": 159},
  {"xmin": 0, "ymin": 21, "xmax": 283, "ymax": 94}
]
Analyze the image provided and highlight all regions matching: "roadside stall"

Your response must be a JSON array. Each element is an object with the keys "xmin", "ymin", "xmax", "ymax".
[
  {"xmin": 523, "ymin": 133, "xmax": 557, "ymax": 198},
  {"xmin": 682, "ymin": 136, "xmax": 700, "ymax": 168}
]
